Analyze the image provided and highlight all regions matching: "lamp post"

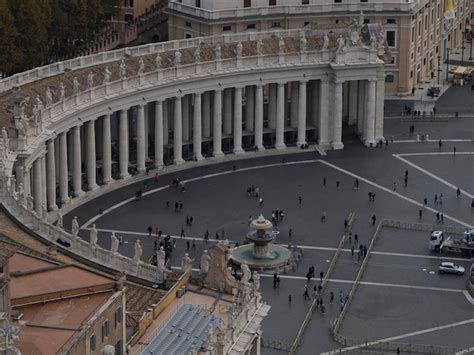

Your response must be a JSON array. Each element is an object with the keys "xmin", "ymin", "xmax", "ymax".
[
  {"xmin": 446, "ymin": 47, "xmax": 450, "ymax": 83},
  {"xmin": 437, "ymin": 55, "xmax": 441, "ymax": 85},
  {"xmin": 461, "ymin": 32, "xmax": 466, "ymax": 66}
]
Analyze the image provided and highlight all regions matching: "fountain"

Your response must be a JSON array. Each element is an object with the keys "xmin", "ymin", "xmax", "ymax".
[{"xmin": 231, "ymin": 214, "xmax": 291, "ymax": 270}]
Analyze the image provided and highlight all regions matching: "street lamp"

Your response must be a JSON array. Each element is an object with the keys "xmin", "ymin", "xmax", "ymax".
[
  {"xmin": 461, "ymin": 32, "xmax": 466, "ymax": 66},
  {"xmin": 437, "ymin": 55, "xmax": 441, "ymax": 85},
  {"xmin": 446, "ymin": 47, "xmax": 450, "ymax": 83}
]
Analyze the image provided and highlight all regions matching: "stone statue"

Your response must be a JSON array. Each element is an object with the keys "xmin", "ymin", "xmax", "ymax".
[
  {"xmin": 45, "ymin": 87, "xmax": 53, "ymax": 106},
  {"xmin": 155, "ymin": 54, "xmax": 162, "ymax": 69},
  {"xmin": 157, "ymin": 246, "xmax": 166, "ymax": 269},
  {"xmin": 110, "ymin": 232, "xmax": 119, "ymax": 254},
  {"xmin": 90, "ymin": 223, "xmax": 98, "ymax": 246},
  {"xmin": 370, "ymin": 33, "xmax": 377, "ymax": 48},
  {"xmin": 27, "ymin": 195, "xmax": 34, "ymax": 211},
  {"xmin": 200, "ymin": 250, "xmax": 211, "ymax": 275},
  {"xmin": 300, "ymin": 35, "xmax": 307, "ymax": 53},
  {"xmin": 73, "ymin": 77, "xmax": 80, "ymax": 95},
  {"xmin": 32, "ymin": 104, "xmax": 42, "ymax": 127},
  {"xmin": 138, "ymin": 57, "xmax": 145, "ymax": 75},
  {"xmin": 71, "ymin": 216, "xmax": 79, "ymax": 237},
  {"xmin": 56, "ymin": 211, "xmax": 63, "ymax": 229},
  {"xmin": 337, "ymin": 35, "xmax": 346, "ymax": 52},
  {"xmin": 2, "ymin": 127, "xmax": 9, "ymax": 150},
  {"xmin": 350, "ymin": 30, "xmax": 360, "ymax": 46},
  {"xmin": 119, "ymin": 59, "xmax": 127, "ymax": 79},
  {"xmin": 215, "ymin": 43, "xmax": 222, "ymax": 60},
  {"xmin": 252, "ymin": 271, "xmax": 260, "ymax": 291},
  {"xmin": 35, "ymin": 95, "xmax": 44, "ymax": 110},
  {"xmin": 235, "ymin": 42, "xmax": 243, "ymax": 58},
  {"xmin": 194, "ymin": 46, "xmax": 201, "ymax": 62},
  {"xmin": 278, "ymin": 37, "xmax": 285, "ymax": 54},
  {"xmin": 174, "ymin": 50, "xmax": 182, "ymax": 66},
  {"xmin": 41, "ymin": 204, "xmax": 48, "ymax": 220},
  {"xmin": 181, "ymin": 253, "xmax": 193, "ymax": 274},
  {"xmin": 358, "ymin": 10, "xmax": 365, "ymax": 26},
  {"xmin": 322, "ymin": 33, "xmax": 330, "ymax": 50},
  {"xmin": 101, "ymin": 345, "xmax": 115, "ymax": 355},
  {"xmin": 256, "ymin": 39, "xmax": 264, "ymax": 56},
  {"xmin": 240, "ymin": 261, "xmax": 251, "ymax": 285},
  {"xmin": 17, "ymin": 182, "xmax": 24, "ymax": 203},
  {"xmin": 103, "ymin": 66, "xmax": 111, "ymax": 84},
  {"xmin": 87, "ymin": 71, "xmax": 94, "ymax": 90},
  {"xmin": 133, "ymin": 239, "xmax": 143, "ymax": 262},
  {"xmin": 59, "ymin": 82, "xmax": 66, "ymax": 100}
]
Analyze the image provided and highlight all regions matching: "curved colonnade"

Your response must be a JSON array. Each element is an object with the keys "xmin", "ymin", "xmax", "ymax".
[{"xmin": 1, "ymin": 27, "xmax": 385, "ymax": 221}]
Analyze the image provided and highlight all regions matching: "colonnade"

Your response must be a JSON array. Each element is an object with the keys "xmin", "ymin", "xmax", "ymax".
[{"xmin": 22, "ymin": 76, "xmax": 384, "ymax": 214}]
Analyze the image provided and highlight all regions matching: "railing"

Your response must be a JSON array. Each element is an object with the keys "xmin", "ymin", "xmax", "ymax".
[
  {"xmin": 261, "ymin": 337, "xmax": 291, "ymax": 352},
  {"xmin": 382, "ymin": 218, "xmax": 466, "ymax": 235}
]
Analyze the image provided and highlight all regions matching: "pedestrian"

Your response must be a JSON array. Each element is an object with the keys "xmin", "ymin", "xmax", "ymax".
[
  {"xmin": 215, "ymin": 232, "xmax": 219, "ymax": 240},
  {"xmin": 323, "ymin": 177, "xmax": 326, "ymax": 186},
  {"xmin": 273, "ymin": 279, "xmax": 277, "ymax": 288},
  {"xmin": 371, "ymin": 215, "xmax": 376, "ymax": 225},
  {"xmin": 181, "ymin": 228, "xmax": 185, "ymax": 238},
  {"xmin": 276, "ymin": 276, "xmax": 280, "ymax": 288},
  {"xmin": 288, "ymin": 295, "xmax": 292, "ymax": 304},
  {"xmin": 304, "ymin": 285, "xmax": 310, "ymax": 300},
  {"xmin": 186, "ymin": 216, "xmax": 190, "ymax": 226},
  {"xmin": 439, "ymin": 193, "xmax": 443, "ymax": 204},
  {"xmin": 419, "ymin": 209, "xmax": 423, "ymax": 219},
  {"xmin": 434, "ymin": 194, "xmax": 438, "ymax": 205},
  {"xmin": 186, "ymin": 240, "xmax": 190, "ymax": 251},
  {"xmin": 438, "ymin": 139, "xmax": 442, "ymax": 150},
  {"xmin": 405, "ymin": 170, "xmax": 408, "ymax": 179},
  {"xmin": 147, "ymin": 226, "xmax": 152, "ymax": 236},
  {"xmin": 179, "ymin": 202, "xmax": 183, "ymax": 210},
  {"xmin": 359, "ymin": 244, "xmax": 363, "ymax": 255},
  {"xmin": 255, "ymin": 187, "xmax": 260, "ymax": 197},
  {"xmin": 436, "ymin": 212, "xmax": 440, "ymax": 223},
  {"xmin": 330, "ymin": 291, "xmax": 334, "ymax": 304},
  {"xmin": 280, "ymin": 210, "xmax": 284, "ymax": 221},
  {"xmin": 336, "ymin": 180, "xmax": 340, "ymax": 189},
  {"xmin": 440, "ymin": 213, "xmax": 444, "ymax": 224},
  {"xmin": 351, "ymin": 245, "xmax": 354, "ymax": 256},
  {"xmin": 423, "ymin": 197, "xmax": 428, "ymax": 205},
  {"xmin": 174, "ymin": 202, "xmax": 179, "ymax": 211},
  {"xmin": 368, "ymin": 192, "xmax": 372, "ymax": 201},
  {"xmin": 306, "ymin": 272, "xmax": 311, "ymax": 283},
  {"xmin": 457, "ymin": 187, "xmax": 461, "ymax": 198},
  {"xmin": 192, "ymin": 240, "xmax": 196, "ymax": 251},
  {"xmin": 372, "ymin": 193, "xmax": 376, "ymax": 201},
  {"xmin": 344, "ymin": 219, "xmax": 348, "ymax": 230},
  {"xmin": 354, "ymin": 234, "xmax": 358, "ymax": 244},
  {"xmin": 259, "ymin": 197, "xmax": 264, "ymax": 206},
  {"xmin": 248, "ymin": 215, "xmax": 252, "ymax": 225},
  {"xmin": 320, "ymin": 271, "xmax": 324, "ymax": 282},
  {"xmin": 321, "ymin": 212, "xmax": 327, "ymax": 222},
  {"xmin": 310, "ymin": 265, "xmax": 315, "ymax": 277},
  {"xmin": 348, "ymin": 233, "xmax": 352, "ymax": 244},
  {"xmin": 454, "ymin": 147, "xmax": 457, "ymax": 155},
  {"xmin": 166, "ymin": 200, "xmax": 170, "ymax": 208},
  {"xmin": 393, "ymin": 182, "xmax": 397, "ymax": 191},
  {"xmin": 404, "ymin": 176, "xmax": 408, "ymax": 187},
  {"xmin": 298, "ymin": 196, "xmax": 302, "ymax": 205},
  {"xmin": 363, "ymin": 245, "xmax": 368, "ymax": 257}
]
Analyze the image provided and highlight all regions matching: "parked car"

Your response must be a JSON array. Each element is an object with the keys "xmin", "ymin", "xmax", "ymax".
[{"xmin": 438, "ymin": 262, "xmax": 465, "ymax": 275}]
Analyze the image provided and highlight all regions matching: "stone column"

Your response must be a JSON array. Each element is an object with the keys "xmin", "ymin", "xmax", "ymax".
[
  {"xmin": 174, "ymin": 96, "xmax": 184, "ymax": 164},
  {"xmin": 154, "ymin": 100, "xmax": 164, "ymax": 168},
  {"xmin": 59, "ymin": 132, "xmax": 69, "ymax": 203},
  {"xmin": 245, "ymin": 86, "xmax": 254, "ymax": 132},
  {"xmin": 357, "ymin": 81, "xmax": 366, "ymax": 135},
  {"xmin": 297, "ymin": 81, "xmax": 307, "ymax": 146},
  {"xmin": 163, "ymin": 100, "xmax": 169, "ymax": 145},
  {"xmin": 318, "ymin": 79, "xmax": 330, "ymax": 147},
  {"xmin": 182, "ymin": 95, "xmax": 190, "ymax": 142},
  {"xmin": 46, "ymin": 139, "xmax": 58, "ymax": 211},
  {"xmin": 223, "ymin": 88, "xmax": 232, "ymax": 135},
  {"xmin": 275, "ymin": 82, "xmax": 286, "ymax": 149},
  {"xmin": 331, "ymin": 80, "xmax": 344, "ymax": 150},
  {"xmin": 24, "ymin": 168, "xmax": 31, "ymax": 196},
  {"xmin": 254, "ymin": 84, "xmax": 264, "ymax": 151},
  {"xmin": 102, "ymin": 114, "xmax": 113, "ymax": 184},
  {"xmin": 40, "ymin": 155, "xmax": 47, "ymax": 209},
  {"xmin": 212, "ymin": 89, "xmax": 223, "ymax": 156},
  {"xmin": 33, "ymin": 159, "xmax": 43, "ymax": 214},
  {"xmin": 119, "ymin": 110, "xmax": 130, "ymax": 179},
  {"xmin": 290, "ymin": 82, "xmax": 299, "ymax": 128},
  {"xmin": 348, "ymin": 81, "xmax": 358, "ymax": 125},
  {"xmin": 311, "ymin": 80, "xmax": 319, "ymax": 127},
  {"xmin": 202, "ymin": 91, "xmax": 211, "ymax": 138},
  {"xmin": 136, "ymin": 104, "xmax": 146, "ymax": 173},
  {"xmin": 364, "ymin": 79, "xmax": 376, "ymax": 147},
  {"xmin": 144, "ymin": 105, "xmax": 149, "ymax": 161},
  {"xmin": 193, "ymin": 93, "xmax": 204, "ymax": 160},
  {"xmin": 268, "ymin": 84, "xmax": 276, "ymax": 129},
  {"xmin": 72, "ymin": 126, "xmax": 83, "ymax": 196},
  {"xmin": 86, "ymin": 120, "xmax": 98, "ymax": 190},
  {"xmin": 233, "ymin": 87, "xmax": 244, "ymax": 154},
  {"xmin": 374, "ymin": 74, "xmax": 385, "ymax": 141}
]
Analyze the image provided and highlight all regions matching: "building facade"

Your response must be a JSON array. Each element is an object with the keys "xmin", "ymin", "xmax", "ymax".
[{"xmin": 166, "ymin": 0, "xmax": 472, "ymax": 95}]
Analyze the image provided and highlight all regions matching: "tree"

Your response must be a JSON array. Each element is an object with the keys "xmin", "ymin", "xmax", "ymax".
[{"xmin": 0, "ymin": 0, "xmax": 22, "ymax": 76}]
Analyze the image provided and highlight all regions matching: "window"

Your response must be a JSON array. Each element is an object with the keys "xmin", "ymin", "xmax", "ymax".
[
  {"xmin": 269, "ymin": 0, "xmax": 276, "ymax": 5},
  {"xmin": 90, "ymin": 335, "xmax": 96, "ymax": 351},
  {"xmin": 360, "ymin": 0, "xmax": 368, "ymax": 3},
  {"xmin": 304, "ymin": 21, "xmax": 309, "ymax": 26},
  {"xmin": 115, "ymin": 308, "xmax": 123, "ymax": 328},
  {"xmin": 387, "ymin": 19, "xmax": 396, "ymax": 24},
  {"xmin": 222, "ymin": 25, "xmax": 231, "ymax": 31},
  {"xmin": 185, "ymin": 33, "xmax": 192, "ymax": 39},
  {"xmin": 102, "ymin": 321, "xmax": 109, "ymax": 342},
  {"xmin": 334, "ymin": 0, "xmax": 342, "ymax": 3},
  {"xmin": 272, "ymin": 22, "xmax": 281, "ymax": 28},
  {"xmin": 302, "ymin": 0, "xmax": 309, "ymax": 3},
  {"xmin": 385, "ymin": 74, "xmax": 394, "ymax": 83},
  {"xmin": 244, "ymin": 0, "xmax": 251, "ymax": 7},
  {"xmin": 195, "ymin": 0, "xmax": 201, "ymax": 7},
  {"xmin": 386, "ymin": 30, "xmax": 396, "ymax": 47},
  {"xmin": 247, "ymin": 23, "xmax": 256, "ymax": 29},
  {"xmin": 363, "ymin": 19, "xmax": 370, "ymax": 24},
  {"xmin": 115, "ymin": 340, "xmax": 123, "ymax": 355},
  {"xmin": 436, "ymin": 45, "xmax": 439, "ymax": 53},
  {"xmin": 185, "ymin": 21, "xmax": 192, "ymax": 28},
  {"xmin": 124, "ymin": 14, "xmax": 133, "ymax": 22},
  {"xmin": 335, "ymin": 19, "xmax": 339, "ymax": 24},
  {"xmin": 411, "ymin": 27, "xmax": 415, "ymax": 42},
  {"xmin": 423, "ymin": 58, "xmax": 426, "ymax": 65},
  {"xmin": 390, "ymin": 56, "xmax": 396, "ymax": 64}
]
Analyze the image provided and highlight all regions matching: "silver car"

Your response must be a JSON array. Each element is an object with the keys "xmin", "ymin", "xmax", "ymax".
[{"xmin": 438, "ymin": 262, "xmax": 465, "ymax": 275}]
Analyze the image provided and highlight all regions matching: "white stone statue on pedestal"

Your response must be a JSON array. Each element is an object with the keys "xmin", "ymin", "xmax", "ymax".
[
  {"xmin": 87, "ymin": 71, "xmax": 94, "ymax": 90},
  {"xmin": 157, "ymin": 246, "xmax": 166, "ymax": 269},
  {"xmin": 45, "ymin": 87, "xmax": 53, "ymax": 106},
  {"xmin": 240, "ymin": 261, "xmax": 251, "ymax": 285},
  {"xmin": 110, "ymin": 232, "xmax": 119, "ymax": 254},
  {"xmin": 370, "ymin": 33, "xmax": 377, "ymax": 48},
  {"xmin": 155, "ymin": 54, "xmax": 162, "ymax": 69},
  {"xmin": 358, "ymin": 10, "xmax": 365, "ymax": 26},
  {"xmin": 350, "ymin": 30, "xmax": 360, "ymax": 46},
  {"xmin": 71, "ymin": 216, "xmax": 79, "ymax": 237},
  {"xmin": 103, "ymin": 66, "xmax": 112, "ymax": 84},
  {"xmin": 215, "ymin": 43, "xmax": 222, "ymax": 60},
  {"xmin": 252, "ymin": 271, "xmax": 260, "ymax": 292},
  {"xmin": 119, "ymin": 59, "xmax": 127, "ymax": 79},
  {"xmin": 300, "ymin": 35, "xmax": 307, "ymax": 53},
  {"xmin": 59, "ymin": 82, "xmax": 66, "ymax": 101},
  {"xmin": 200, "ymin": 250, "xmax": 211, "ymax": 275},
  {"xmin": 90, "ymin": 224, "xmax": 98, "ymax": 247},
  {"xmin": 181, "ymin": 253, "xmax": 193, "ymax": 274},
  {"xmin": 337, "ymin": 35, "xmax": 346, "ymax": 52},
  {"xmin": 18, "ymin": 183, "xmax": 25, "ymax": 205},
  {"xmin": 322, "ymin": 33, "xmax": 330, "ymax": 50},
  {"xmin": 56, "ymin": 211, "xmax": 63, "ymax": 229},
  {"xmin": 133, "ymin": 239, "xmax": 143, "ymax": 262},
  {"xmin": 9, "ymin": 176, "xmax": 16, "ymax": 195},
  {"xmin": 174, "ymin": 50, "xmax": 182, "ymax": 66},
  {"xmin": 256, "ymin": 39, "xmax": 264, "ymax": 56},
  {"xmin": 278, "ymin": 37, "xmax": 285, "ymax": 54},
  {"xmin": 138, "ymin": 57, "xmax": 145, "ymax": 75},
  {"xmin": 73, "ymin": 77, "xmax": 80, "ymax": 95},
  {"xmin": 194, "ymin": 46, "xmax": 201, "ymax": 63},
  {"xmin": 235, "ymin": 42, "xmax": 243, "ymax": 58}
]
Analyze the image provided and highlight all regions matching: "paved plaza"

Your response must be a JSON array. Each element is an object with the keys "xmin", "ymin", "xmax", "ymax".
[{"xmin": 65, "ymin": 104, "xmax": 474, "ymax": 353}]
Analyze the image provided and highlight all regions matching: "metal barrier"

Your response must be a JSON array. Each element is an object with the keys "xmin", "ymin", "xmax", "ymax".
[{"xmin": 261, "ymin": 337, "xmax": 291, "ymax": 351}]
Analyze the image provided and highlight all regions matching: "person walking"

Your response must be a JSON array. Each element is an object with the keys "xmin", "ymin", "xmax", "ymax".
[
  {"xmin": 304, "ymin": 285, "xmax": 310, "ymax": 300},
  {"xmin": 419, "ymin": 209, "xmax": 423, "ymax": 219},
  {"xmin": 147, "ymin": 226, "xmax": 152, "ymax": 236},
  {"xmin": 298, "ymin": 196, "xmax": 302, "ymax": 205},
  {"xmin": 330, "ymin": 291, "xmax": 334, "ymax": 304},
  {"xmin": 440, "ymin": 213, "xmax": 444, "ymax": 224},
  {"xmin": 454, "ymin": 147, "xmax": 457, "ymax": 155},
  {"xmin": 457, "ymin": 187, "xmax": 461, "ymax": 198},
  {"xmin": 336, "ymin": 181, "xmax": 340, "ymax": 189},
  {"xmin": 438, "ymin": 139, "xmax": 442, "ymax": 150},
  {"xmin": 354, "ymin": 234, "xmax": 358, "ymax": 244},
  {"xmin": 351, "ymin": 245, "xmax": 354, "ymax": 256},
  {"xmin": 288, "ymin": 295, "xmax": 292, "ymax": 304},
  {"xmin": 320, "ymin": 271, "xmax": 324, "ymax": 282},
  {"xmin": 434, "ymin": 194, "xmax": 438, "ymax": 205},
  {"xmin": 371, "ymin": 215, "xmax": 376, "ymax": 225},
  {"xmin": 323, "ymin": 177, "xmax": 326, "ymax": 186},
  {"xmin": 186, "ymin": 240, "xmax": 190, "ymax": 251},
  {"xmin": 259, "ymin": 197, "xmax": 264, "ymax": 207},
  {"xmin": 191, "ymin": 240, "xmax": 196, "ymax": 251}
]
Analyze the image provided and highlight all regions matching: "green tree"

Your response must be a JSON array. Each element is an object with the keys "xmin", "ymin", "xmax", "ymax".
[{"xmin": 0, "ymin": 0, "xmax": 22, "ymax": 75}]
